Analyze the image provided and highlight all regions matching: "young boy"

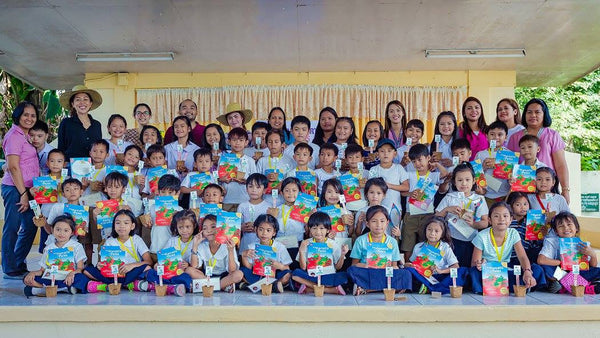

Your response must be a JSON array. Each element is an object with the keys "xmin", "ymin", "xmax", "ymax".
[
  {"xmin": 474, "ymin": 121, "xmax": 511, "ymax": 207},
  {"xmin": 344, "ymin": 144, "xmax": 370, "ymax": 211},
  {"xmin": 139, "ymin": 174, "xmax": 182, "ymax": 262},
  {"xmin": 518, "ymin": 135, "xmax": 547, "ymax": 168},
  {"xmin": 202, "ymin": 183, "xmax": 226, "ymax": 205},
  {"xmin": 369, "ymin": 139, "xmax": 409, "ymax": 213},
  {"xmin": 396, "ymin": 119, "xmax": 425, "ymax": 168},
  {"xmin": 257, "ymin": 130, "xmax": 294, "ymax": 202},
  {"xmin": 284, "ymin": 116, "xmax": 320, "ymax": 170},
  {"xmin": 402, "ymin": 144, "xmax": 447, "ymax": 261},
  {"xmin": 286, "ymin": 143, "xmax": 314, "ymax": 177},
  {"xmin": 82, "ymin": 140, "xmax": 110, "ymax": 198},
  {"xmin": 29, "ymin": 120, "xmax": 54, "ymax": 175},
  {"xmin": 181, "ymin": 148, "xmax": 214, "ymax": 195},
  {"xmin": 245, "ymin": 121, "xmax": 270, "ymax": 161},
  {"xmin": 220, "ymin": 127, "xmax": 258, "ymax": 212},
  {"xmin": 451, "ymin": 138, "xmax": 472, "ymax": 166},
  {"xmin": 141, "ymin": 144, "xmax": 169, "ymax": 198},
  {"xmin": 315, "ymin": 143, "xmax": 339, "ymax": 195},
  {"xmin": 238, "ymin": 173, "xmax": 271, "ymax": 252}
]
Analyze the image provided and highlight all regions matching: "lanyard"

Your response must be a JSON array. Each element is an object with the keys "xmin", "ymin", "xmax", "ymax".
[
  {"xmin": 207, "ymin": 257, "xmax": 217, "ymax": 269},
  {"xmin": 490, "ymin": 228, "xmax": 507, "ymax": 262},
  {"xmin": 368, "ymin": 233, "xmax": 386, "ymax": 243},
  {"xmin": 178, "ymin": 237, "xmax": 191, "ymax": 257},
  {"xmin": 118, "ymin": 237, "xmax": 139, "ymax": 262},
  {"xmin": 434, "ymin": 241, "xmax": 440, "ymax": 249},
  {"xmin": 281, "ymin": 205, "xmax": 292, "ymax": 232},
  {"xmin": 536, "ymin": 194, "xmax": 550, "ymax": 212},
  {"xmin": 268, "ymin": 154, "xmax": 282, "ymax": 169},
  {"xmin": 93, "ymin": 166, "xmax": 105, "ymax": 181},
  {"xmin": 416, "ymin": 171, "xmax": 430, "ymax": 181},
  {"xmin": 389, "ymin": 129, "xmax": 402, "ymax": 148}
]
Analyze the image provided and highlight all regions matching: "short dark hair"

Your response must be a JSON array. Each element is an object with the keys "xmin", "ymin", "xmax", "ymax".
[
  {"xmin": 158, "ymin": 174, "xmax": 181, "ymax": 192},
  {"xmin": 408, "ymin": 143, "xmax": 429, "ymax": 160},
  {"xmin": 48, "ymin": 148, "xmax": 66, "ymax": 160},
  {"xmin": 124, "ymin": 144, "xmax": 143, "ymax": 160},
  {"xmin": 193, "ymin": 148, "xmax": 212, "ymax": 162},
  {"xmin": 266, "ymin": 129, "xmax": 285, "ymax": 144},
  {"xmin": 319, "ymin": 142, "xmax": 338, "ymax": 157},
  {"xmin": 108, "ymin": 114, "xmax": 127, "ymax": 129},
  {"xmin": 488, "ymin": 201, "xmax": 513, "ymax": 218},
  {"xmin": 104, "ymin": 172, "xmax": 128, "ymax": 188},
  {"xmin": 451, "ymin": 138, "xmax": 471, "ymax": 152},
  {"xmin": 487, "ymin": 120, "xmax": 508, "ymax": 134},
  {"xmin": 170, "ymin": 210, "xmax": 199, "ymax": 237},
  {"xmin": 364, "ymin": 177, "xmax": 388, "ymax": 195},
  {"xmin": 203, "ymin": 183, "xmax": 225, "ymax": 196},
  {"xmin": 550, "ymin": 211, "xmax": 580, "ymax": 233},
  {"xmin": 519, "ymin": 134, "xmax": 540, "ymax": 146},
  {"xmin": 251, "ymin": 121, "xmax": 270, "ymax": 133},
  {"xmin": 522, "ymin": 98, "xmax": 552, "ymax": 128},
  {"xmin": 91, "ymin": 139, "xmax": 110, "ymax": 153},
  {"xmin": 31, "ymin": 120, "xmax": 49, "ymax": 134},
  {"xmin": 146, "ymin": 144, "xmax": 166, "ymax": 158},
  {"xmin": 451, "ymin": 163, "xmax": 477, "ymax": 192},
  {"xmin": 280, "ymin": 177, "xmax": 302, "ymax": 191},
  {"xmin": 406, "ymin": 119, "xmax": 424, "ymax": 132},
  {"xmin": 228, "ymin": 127, "xmax": 248, "ymax": 140},
  {"xmin": 294, "ymin": 142, "xmax": 313, "ymax": 156},
  {"xmin": 253, "ymin": 214, "xmax": 279, "ymax": 235},
  {"xmin": 246, "ymin": 173, "xmax": 268, "ymax": 189},
  {"xmin": 345, "ymin": 143, "xmax": 363, "ymax": 158},
  {"xmin": 365, "ymin": 205, "xmax": 390, "ymax": 222},
  {"xmin": 110, "ymin": 209, "xmax": 138, "ymax": 238},
  {"xmin": 291, "ymin": 115, "xmax": 311, "ymax": 129},
  {"xmin": 52, "ymin": 214, "xmax": 76, "ymax": 233},
  {"xmin": 178, "ymin": 99, "xmax": 197, "ymax": 111},
  {"xmin": 61, "ymin": 178, "xmax": 83, "ymax": 191},
  {"xmin": 307, "ymin": 211, "xmax": 332, "ymax": 230},
  {"xmin": 12, "ymin": 101, "xmax": 38, "ymax": 125}
]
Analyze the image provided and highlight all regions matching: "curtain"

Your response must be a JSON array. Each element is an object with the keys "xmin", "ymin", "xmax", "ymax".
[{"xmin": 136, "ymin": 84, "xmax": 466, "ymax": 142}]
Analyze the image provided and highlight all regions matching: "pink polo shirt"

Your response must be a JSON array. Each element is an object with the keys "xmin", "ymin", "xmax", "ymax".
[
  {"xmin": 2, "ymin": 125, "xmax": 40, "ymax": 187},
  {"xmin": 507, "ymin": 128, "xmax": 565, "ymax": 170},
  {"xmin": 459, "ymin": 128, "xmax": 489, "ymax": 161}
]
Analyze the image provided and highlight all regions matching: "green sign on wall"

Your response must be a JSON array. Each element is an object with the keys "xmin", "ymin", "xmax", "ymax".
[{"xmin": 582, "ymin": 193, "xmax": 599, "ymax": 212}]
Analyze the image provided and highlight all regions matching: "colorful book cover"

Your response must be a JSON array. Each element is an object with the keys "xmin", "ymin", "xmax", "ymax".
[
  {"xmin": 290, "ymin": 192, "xmax": 319, "ymax": 223},
  {"xmin": 559, "ymin": 237, "xmax": 590, "ymax": 271},
  {"xmin": 469, "ymin": 160, "xmax": 487, "ymax": 189},
  {"xmin": 46, "ymin": 247, "xmax": 75, "ymax": 271},
  {"xmin": 147, "ymin": 166, "xmax": 168, "ymax": 194},
  {"xmin": 318, "ymin": 205, "xmax": 345, "ymax": 234},
  {"xmin": 200, "ymin": 203, "xmax": 222, "ymax": 219},
  {"xmin": 296, "ymin": 171, "xmax": 317, "ymax": 197},
  {"xmin": 106, "ymin": 165, "xmax": 129, "ymax": 176},
  {"xmin": 95, "ymin": 199, "xmax": 120, "ymax": 230},
  {"xmin": 412, "ymin": 244, "xmax": 442, "ymax": 278},
  {"xmin": 215, "ymin": 211, "xmax": 242, "ymax": 245},
  {"xmin": 482, "ymin": 261, "xmax": 509, "ymax": 296},
  {"xmin": 366, "ymin": 242, "xmax": 394, "ymax": 269},
  {"xmin": 33, "ymin": 176, "xmax": 58, "ymax": 204},
  {"xmin": 493, "ymin": 150, "xmax": 519, "ymax": 179},
  {"xmin": 265, "ymin": 168, "xmax": 284, "ymax": 194},
  {"xmin": 252, "ymin": 244, "xmax": 276, "ymax": 277},
  {"xmin": 70, "ymin": 157, "xmax": 93, "ymax": 181},
  {"xmin": 189, "ymin": 172, "xmax": 213, "ymax": 191},
  {"xmin": 157, "ymin": 246, "xmax": 183, "ymax": 279},
  {"xmin": 525, "ymin": 209, "xmax": 547, "ymax": 240},
  {"xmin": 218, "ymin": 152, "xmax": 240, "ymax": 179},
  {"xmin": 511, "ymin": 164, "xmax": 536, "ymax": 193},
  {"xmin": 306, "ymin": 242, "xmax": 335, "ymax": 276},
  {"xmin": 64, "ymin": 204, "xmax": 90, "ymax": 236},
  {"xmin": 99, "ymin": 246, "xmax": 125, "ymax": 278},
  {"xmin": 408, "ymin": 178, "xmax": 437, "ymax": 211},
  {"xmin": 155, "ymin": 196, "xmax": 179, "ymax": 226},
  {"xmin": 339, "ymin": 174, "xmax": 361, "ymax": 202}
]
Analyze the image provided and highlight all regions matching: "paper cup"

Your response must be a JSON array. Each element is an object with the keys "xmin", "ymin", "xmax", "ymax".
[
  {"xmin": 449, "ymin": 286, "xmax": 463, "ymax": 298},
  {"xmin": 572, "ymin": 285, "xmax": 585, "ymax": 297},
  {"xmin": 383, "ymin": 288, "xmax": 396, "ymax": 301},
  {"xmin": 513, "ymin": 285, "xmax": 527, "ymax": 297},
  {"xmin": 261, "ymin": 283, "xmax": 272, "ymax": 296},
  {"xmin": 202, "ymin": 285, "xmax": 214, "ymax": 297},
  {"xmin": 45, "ymin": 285, "xmax": 58, "ymax": 297},
  {"xmin": 314, "ymin": 285, "xmax": 325, "ymax": 297},
  {"xmin": 108, "ymin": 283, "xmax": 122, "ymax": 295},
  {"xmin": 153, "ymin": 284, "xmax": 167, "ymax": 297}
]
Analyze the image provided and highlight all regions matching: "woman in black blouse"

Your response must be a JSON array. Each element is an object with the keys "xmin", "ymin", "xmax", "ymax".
[{"xmin": 58, "ymin": 85, "xmax": 103, "ymax": 160}]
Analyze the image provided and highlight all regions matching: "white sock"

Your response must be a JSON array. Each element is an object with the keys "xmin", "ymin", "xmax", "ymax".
[{"xmin": 32, "ymin": 287, "xmax": 45, "ymax": 296}]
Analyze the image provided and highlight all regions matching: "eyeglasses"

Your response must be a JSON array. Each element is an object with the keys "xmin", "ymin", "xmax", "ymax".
[{"xmin": 136, "ymin": 111, "xmax": 151, "ymax": 116}]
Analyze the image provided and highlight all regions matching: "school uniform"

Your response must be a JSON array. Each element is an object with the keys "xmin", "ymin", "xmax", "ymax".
[
  {"xmin": 221, "ymin": 152, "xmax": 258, "ymax": 209},
  {"xmin": 196, "ymin": 240, "xmax": 240, "ymax": 281},
  {"xmin": 315, "ymin": 168, "xmax": 337, "ymax": 195},
  {"xmin": 509, "ymin": 218, "xmax": 543, "ymax": 266},
  {"xmin": 34, "ymin": 237, "xmax": 89, "ymax": 292},
  {"xmin": 146, "ymin": 237, "xmax": 194, "ymax": 289},
  {"xmin": 283, "ymin": 142, "xmax": 320, "ymax": 170},
  {"xmin": 165, "ymin": 141, "xmax": 201, "ymax": 178},
  {"xmin": 244, "ymin": 146, "xmax": 270, "ymax": 161},
  {"xmin": 538, "ymin": 236, "xmax": 600, "ymax": 285},
  {"xmin": 238, "ymin": 200, "xmax": 271, "ymax": 252},
  {"xmin": 84, "ymin": 235, "xmax": 150, "ymax": 285},
  {"xmin": 369, "ymin": 163, "xmax": 408, "ymax": 217},
  {"xmin": 105, "ymin": 139, "xmax": 132, "ymax": 166},
  {"xmin": 292, "ymin": 238, "xmax": 349, "ymax": 286},
  {"xmin": 342, "ymin": 170, "xmax": 370, "ymax": 211},
  {"xmin": 145, "ymin": 202, "xmax": 182, "ymax": 254},
  {"xmin": 82, "ymin": 166, "xmax": 107, "ymax": 197},
  {"xmin": 474, "ymin": 148, "xmax": 510, "ymax": 202},
  {"xmin": 240, "ymin": 240, "xmax": 292, "ymax": 284}
]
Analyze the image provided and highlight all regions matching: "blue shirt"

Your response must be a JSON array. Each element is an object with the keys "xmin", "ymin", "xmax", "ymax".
[
  {"xmin": 351, "ymin": 233, "xmax": 401, "ymax": 264},
  {"xmin": 472, "ymin": 228, "xmax": 520, "ymax": 263}
]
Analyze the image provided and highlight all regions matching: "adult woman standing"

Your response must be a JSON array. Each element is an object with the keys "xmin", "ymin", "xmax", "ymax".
[
  {"xmin": 507, "ymin": 98, "xmax": 570, "ymax": 203},
  {"xmin": 124, "ymin": 103, "xmax": 153, "ymax": 148},
  {"xmin": 383, "ymin": 100, "xmax": 407, "ymax": 149},
  {"xmin": 57, "ymin": 85, "xmax": 103, "ymax": 160},
  {"xmin": 495, "ymin": 98, "xmax": 525, "ymax": 145},
  {"xmin": 268, "ymin": 107, "xmax": 293, "ymax": 145},
  {"xmin": 312, "ymin": 107, "xmax": 338, "ymax": 147},
  {"xmin": 459, "ymin": 97, "xmax": 489, "ymax": 160},
  {"xmin": 1, "ymin": 102, "xmax": 40, "ymax": 278}
]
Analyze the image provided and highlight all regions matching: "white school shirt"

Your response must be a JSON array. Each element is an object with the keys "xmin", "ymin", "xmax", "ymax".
[
  {"xmin": 394, "ymin": 144, "xmax": 409, "ymax": 165},
  {"xmin": 83, "ymin": 166, "xmax": 107, "ymax": 196},
  {"xmin": 315, "ymin": 168, "xmax": 337, "ymax": 195},
  {"xmin": 147, "ymin": 202, "xmax": 183, "ymax": 253},
  {"xmin": 165, "ymin": 236, "xmax": 195, "ymax": 263},
  {"xmin": 244, "ymin": 147, "xmax": 270, "ymax": 160},
  {"xmin": 44, "ymin": 202, "xmax": 83, "ymax": 245},
  {"xmin": 429, "ymin": 138, "xmax": 453, "ymax": 163},
  {"xmin": 436, "ymin": 191, "xmax": 488, "ymax": 242},
  {"xmin": 196, "ymin": 240, "xmax": 240, "ymax": 276},
  {"xmin": 410, "ymin": 242, "xmax": 458, "ymax": 270},
  {"xmin": 104, "ymin": 235, "xmax": 149, "ymax": 264},
  {"xmin": 40, "ymin": 237, "xmax": 86, "ymax": 269},
  {"xmin": 519, "ymin": 159, "xmax": 547, "ymax": 169},
  {"xmin": 276, "ymin": 204, "xmax": 306, "ymax": 242},
  {"xmin": 475, "ymin": 148, "xmax": 510, "ymax": 199},
  {"xmin": 283, "ymin": 142, "xmax": 320, "ymax": 170},
  {"xmin": 369, "ymin": 163, "xmax": 408, "ymax": 210},
  {"xmin": 222, "ymin": 153, "xmax": 258, "ymax": 204},
  {"xmin": 407, "ymin": 171, "xmax": 442, "ymax": 215},
  {"xmin": 296, "ymin": 238, "xmax": 342, "ymax": 264},
  {"xmin": 165, "ymin": 141, "xmax": 200, "ymax": 173},
  {"xmin": 246, "ymin": 240, "xmax": 293, "ymax": 266},
  {"xmin": 256, "ymin": 154, "xmax": 295, "ymax": 177},
  {"xmin": 527, "ymin": 193, "xmax": 570, "ymax": 215},
  {"xmin": 105, "ymin": 139, "xmax": 132, "ymax": 166},
  {"xmin": 238, "ymin": 200, "xmax": 271, "ymax": 252},
  {"xmin": 341, "ymin": 170, "xmax": 370, "ymax": 211}
]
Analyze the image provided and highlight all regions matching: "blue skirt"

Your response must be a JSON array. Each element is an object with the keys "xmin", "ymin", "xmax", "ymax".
[
  {"xmin": 84, "ymin": 264, "xmax": 148, "ymax": 285},
  {"xmin": 34, "ymin": 273, "xmax": 90, "ymax": 293},
  {"xmin": 406, "ymin": 267, "xmax": 469, "ymax": 294},
  {"xmin": 451, "ymin": 238, "xmax": 474, "ymax": 268},
  {"xmin": 291, "ymin": 269, "xmax": 348, "ymax": 287},
  {"xmin": 240, "ymin": 266, "xmax": 291, "ymax": 284},
  {"xmin": 540, "ymin": 264, "xmax": 600, "ymax": 283},
  {"xmin": 146, "ymin": 269, "xmax": 193, "ymax": 290},
  {"xmin": 470, "ymin": 263, "xmax": 546, "ymax": 294},
  {"xmin": 347, "ymin": 266, "xmax": 411, "ymax": 291}
]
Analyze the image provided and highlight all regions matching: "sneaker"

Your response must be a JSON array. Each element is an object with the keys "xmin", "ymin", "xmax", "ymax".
[
  {"xmin": 275, "ymin": 281, "xmax": 284, "ymax": 293},
  {"xmin": 167, "ymin": 284, "xmax": 186, "ymax": 297},
  {"xmin": 418, "ymin": 284, "xmax": 428, "ymax": 294},
  {"xmin": 87, "ymin": 281, "xmax": 107, "ymax": 293},
  {"xmin": 297, "ymin": 284, "xmax": 307, "ymax": 294},
  {"xmin": 147, "ymin": 282, "xmax": 156, "ymax": 292},
  {"xmin": 127, "ymin": 280, "xmax": 148, "ymax": 292},
  {"xmin": 24, "ymin": 286, "xmax": 33, "ymax": 298},
  {"xmin": 336, "ymin": 285, "xmax": 346, "ymax": 296},
  {"xmin": 69, "ymin": 286, "xmax": 78, "ymax": 295},
  {"xmin": 585, "ymin": 285, "xmax": 596, "ymax": 295},
  {"xmin": 224, "ymin": 284, "xmax": 235, "ymax": 293},
  {"xmin": 238, "ymin": 281, "xmax": 248, "ymax": 290},
  {"xmin": 547, "ymin": 280, "xmax": 562, "ymax": 293}
]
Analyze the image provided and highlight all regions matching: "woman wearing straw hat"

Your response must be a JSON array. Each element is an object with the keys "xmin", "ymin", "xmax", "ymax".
[
  {"xmin": 217, "ymin": 102, "xmax": 253, "ymax": 132},
  {"xmin": 57, "ymin": 85, "xmax": 103, "ymax": 160}
]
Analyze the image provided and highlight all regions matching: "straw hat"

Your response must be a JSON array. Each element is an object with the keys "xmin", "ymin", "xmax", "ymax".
[
  {"xmin": 59, "ymin": 85, "xmax": 102, "ymax": 111},
  {"xmin": 216, "ymin": 102, "xmax": 253, "ymax": 126}
]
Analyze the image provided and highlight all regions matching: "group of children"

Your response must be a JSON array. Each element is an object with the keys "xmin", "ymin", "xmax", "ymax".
[{"xmin": 22, "ymin": 102, "xmax": 599, "ymax": 298}]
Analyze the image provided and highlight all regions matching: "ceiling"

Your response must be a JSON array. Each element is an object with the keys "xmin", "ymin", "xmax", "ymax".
[{"xmin": 1, "ymin": 0, "xmax": 599, "ymax": 89}]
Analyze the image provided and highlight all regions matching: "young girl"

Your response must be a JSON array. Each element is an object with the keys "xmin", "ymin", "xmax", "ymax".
[
  {"xmin": 459, "ymin": 97, "xmax": 489, "ymax": 161},
  {"xmin": 318, "ymin": 178, "xmax": 354, "ymax": 239},
  {"xmin": 105, "ymin": 114, "xmax": 132, "ymax": 166},
  {"xmin": 383, "ymin": 100, "xmax": 407, "ymax": 149},
  {"xmin": 528, "ymin": 167, "xmax": 570, "ymax": 221},
  {"xmin": 190, "ymin": 214, "xmax": 244, "ymax": 293},
  {"xmin": 292, "ymin": 212, "xmax": 349, "ymax": 295},
  {"xmin": 435, "ymin": 163, "xmax": 489, "ymax": 267},
  {"xmin": 430, "ymin": 111, "xmax": 458, "ymax": 168},
  {"xmin": 23, "ymin": 215, "xmax": 88, "ymax": 297},
  {"xmin": 270, "ymin": 177, "xmax": 307, "ymax": 258},
  {"xmin": 355, "ymin": 178, "xmax": 398, "ymax": 236},
  {"xmin": 122, "ymin": 144, "xmax": 144, "ymax": 199},
  {"xmin": 330, "ymin": 117, "xmax": 358, "ymax": 155},
  {"xmin": 165, "ymin": 116, "xmax": 200, "ymax": 177},
  {"xmin": 140, "ymin": 125, "xmax": 163, "ymax": 155},
  {"xmin": 84, "ymin": 210, "xmax": 152, "ymax": 293},
  {"xmin": 470, "ymin": 202, "xmax": 545, "ymax": 294},
  {"xmin": 347, "ymin": 206, "xmax": 411, "ymax": 295},
  {"xmin": 201, "ymin": 123, "xmax": 228, "ymax": 169},
  {"xmin": 145, "ymin": 210, "xmax": 196, "ymax": 296},
  {"xmin": 268, "ymin": 107, "xmax": 293, "ymax": 145},
  {"xmin": 537, "ymin": 212, "xmax": 600, "ymax": 294},
  {"xmin": 404, "ymin": 216, "xmax": 467, "ymax": 294},
  {"xmin": 507, "ymin": 192, "xmax": 542, "ymax": 265},
  {"xmin": 241, "ymin": 214, "xmax": 293, "ymax": 293},
  {"xmin": 362, "ymin": 120, "xmax": 383, "ymax": 170}
]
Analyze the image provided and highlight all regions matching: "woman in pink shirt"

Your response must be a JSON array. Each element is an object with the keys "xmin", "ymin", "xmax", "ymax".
[
  {"xmin": 459, "ymin": 97, "xmax": 489, "ymax": 160},
  {"xmin": 1, "ymin": 102, "xmax": 40, "ymax": 279},
  {"xmin": 507, "ymin": 98, "xmax": 570, "ymax": 204}
]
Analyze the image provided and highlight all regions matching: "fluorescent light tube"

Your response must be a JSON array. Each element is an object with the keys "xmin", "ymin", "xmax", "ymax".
[
  {"xmin": 76, "ymin": 52, "xmax": 174, "ymax": 62},
  {"xmin": 425, "ymin": 49, "xmax": 526, "ymax": 58}
]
